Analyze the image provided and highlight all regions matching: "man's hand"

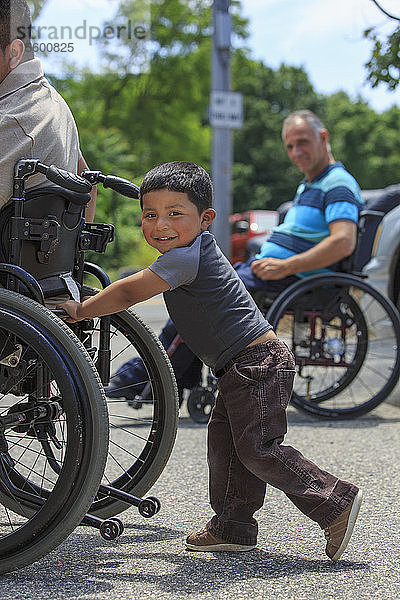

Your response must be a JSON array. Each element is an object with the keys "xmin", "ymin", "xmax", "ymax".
[{"xmin": 251, "ymin": 257, "xmax": 294, "ymax": 280}]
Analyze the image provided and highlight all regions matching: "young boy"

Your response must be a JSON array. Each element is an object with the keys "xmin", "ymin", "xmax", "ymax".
[{"xmin": 60, "ymin": 161, "xmax": 362, "ymax": 562}]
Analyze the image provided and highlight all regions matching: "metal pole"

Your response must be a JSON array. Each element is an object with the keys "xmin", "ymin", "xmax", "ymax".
[{"xmin": 211, "ymin": 0, "xmax": 232, "ymax": 257}]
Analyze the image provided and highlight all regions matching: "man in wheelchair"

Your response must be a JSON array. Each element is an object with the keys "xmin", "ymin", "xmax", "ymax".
[
  {"xmin": 104, "ymin": 110, "xmax": 364, "ymax": 402},
  {"xmin": 0, "ymin": 0, "xmax": 98, "ymax": 303},
  {"xmin": 0, "ymin": 0, "xmax": 96, "ymax": 221}
]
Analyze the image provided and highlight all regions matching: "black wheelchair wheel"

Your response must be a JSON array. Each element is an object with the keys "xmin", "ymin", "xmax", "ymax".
[
  {"xmin": 79, "ymin": 287, "xmax": 178, "ymax": 519},
  {"xmin": 0, "ymin": 290, "xmax": 108, "ymax": 574},
  {"xmin": 187, "ymin": 386, "xmax": 216, "ymax": 424},
  {"xmin": 267, "ymin": 273, "xmax": 400, "ymax": 419}
]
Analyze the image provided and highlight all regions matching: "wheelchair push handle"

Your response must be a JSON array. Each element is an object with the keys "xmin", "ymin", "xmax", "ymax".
[
  {"xmin": 81, "ymin": 170, "xmax": 140, "ymax": 199},
  {"xmin": 14, "ymin": 159, "xmax": 140, "ymax": 199},
  {"xmin": 42, "ymin": 165, "xmax": 93, "ymax": 194},
  {"xmin": 102, "ymin": 175, "xmax": 139, "ymax": 199}
]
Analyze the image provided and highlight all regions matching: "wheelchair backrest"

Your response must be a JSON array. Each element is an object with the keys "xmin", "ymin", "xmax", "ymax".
[
  {"xmin": 0, "ymin": 184, "xmax": 90, "ymax": 281},
  {"xmin": 352, "ymin": 184, "xmax": 400, "ymax": 272}
]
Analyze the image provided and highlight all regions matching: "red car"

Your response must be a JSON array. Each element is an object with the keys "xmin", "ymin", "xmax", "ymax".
[{"xmin": 230, "ymin": 209, "xmax": 278, "ymax": 264}]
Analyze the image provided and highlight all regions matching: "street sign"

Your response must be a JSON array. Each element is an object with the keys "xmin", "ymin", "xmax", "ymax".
[{"xmin": 209, "ymin": 90, "xmax": 243, "ymax": 129}]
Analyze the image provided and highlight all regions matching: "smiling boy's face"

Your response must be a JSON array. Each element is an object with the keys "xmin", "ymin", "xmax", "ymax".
[{"xmin": 141, "ymin": 189, "xmax": 216, "ymax": 253}]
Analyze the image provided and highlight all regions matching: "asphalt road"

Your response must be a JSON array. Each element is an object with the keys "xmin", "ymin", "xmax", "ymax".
[{"xmin": 1, "ymin": 298, "xmax": 399, "ymax": 599}]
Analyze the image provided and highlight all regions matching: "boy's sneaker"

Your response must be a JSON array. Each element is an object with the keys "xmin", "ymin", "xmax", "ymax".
[
  {"xmin": 324, "ymin": 489, "xmax": 363, "ymax": 561},
  {"xmin": 185, "ymin": 528, "xmax": 256, "ymax": 552}
]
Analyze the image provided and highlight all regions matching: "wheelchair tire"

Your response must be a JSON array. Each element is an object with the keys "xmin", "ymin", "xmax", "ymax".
[
  {"xmin": 267, "ymin": 273, "xmax": 400, "ymax": 419},
  {"xmin": 0, "ymin": 290, "xmax": 108, "ymax": 574},
  {"xmin": 80, "ymin": 286, "xmax": 178, "ymax": 518}
]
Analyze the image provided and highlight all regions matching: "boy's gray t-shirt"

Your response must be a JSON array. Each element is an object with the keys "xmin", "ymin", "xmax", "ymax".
[{"xmin": 148, "ymin": 231, "xmax": 272, "ymax": 372}]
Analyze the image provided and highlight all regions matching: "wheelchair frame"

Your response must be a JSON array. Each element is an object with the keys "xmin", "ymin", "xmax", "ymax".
[
  {"xmin": 0, "ymin": 160, "xmax": 178, "ymax": 574},
  {"xmin": 249, "ymin": 207, "xmax": 400, "ymax": 418},
  {"xmin": 264, "ymin": 271, "xmax": 400, "ymax": 418}
]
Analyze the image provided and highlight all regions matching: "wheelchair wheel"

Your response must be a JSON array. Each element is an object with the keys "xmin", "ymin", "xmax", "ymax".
[
  {"xmin": 187, "ymin": 386, "xmax": 216, "ymax": 424},
  {"xmin": 267, "ymin": 273, "xmax": 400, "ymax": 419},
  {"xmin": 0, "ymin": 290, "xmax": 108, "ymax": 574},
  {"xmin": 79, "ymin": 286, "xmax": 178, "ymax": 519}
]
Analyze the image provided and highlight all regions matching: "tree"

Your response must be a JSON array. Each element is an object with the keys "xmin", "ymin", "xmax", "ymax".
[
  {"xmin": 323, "ymin": 91, "xmax": 400, "ymax": 189},
  {"xmin": 27, "ymin": 0, "xmax": 49, "ymax": 20},
  {"xmin": 364, "ymin": 0, "xmax": 400, "ymax": 90},
  {"xmin": 232, "ymin": 56, "xmax": 324, "ymax": 211},
  {"xmin": 47, "ymin": 0, "xmax": 400, "ymax": 271},
  {"xmin": 49, "ymin": 0, "xmax": 248, "ymax": 271}
]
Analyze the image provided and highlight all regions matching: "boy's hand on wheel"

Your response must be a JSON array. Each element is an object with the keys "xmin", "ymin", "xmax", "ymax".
[{"xmin": 56, "ymin": 299, "xmax": 82, "ymax": 323}]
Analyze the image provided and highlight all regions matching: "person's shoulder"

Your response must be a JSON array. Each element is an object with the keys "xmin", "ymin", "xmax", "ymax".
[
  {"xmin": 199, "ymin": 230, "xmax": 215, "ymax": 248},
  {"xmin": 198, "ymin": 230, "xmax": 225, "ymax": 262},
  {"xmin": 150, "ymin": 233, "xmax": 204, "ymax": 289},
  {"xmin": 320, "ymin": 163, "xmax": 360, "ymax": 194}
]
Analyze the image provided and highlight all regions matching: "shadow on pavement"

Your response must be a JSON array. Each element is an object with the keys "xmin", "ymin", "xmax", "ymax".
[{"xmin": 0, "ymin": 522, "xmax": 369, "ymax": 599}]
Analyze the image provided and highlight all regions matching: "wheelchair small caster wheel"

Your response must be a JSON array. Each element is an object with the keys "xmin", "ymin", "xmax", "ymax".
[
  {"xmin": 145, "ymin": 496, "xmax": 161, "ymax": 513},
  {"xmin": 100, "ymin": 518, "xmax": 123, "ymax": 540},
  {"xmin": 187, "ymin": 387, "xmax": 215, "ymax": 424},
  {"xmin": 138, "ymin": 498, "xmax": 158, "ymax": 518},
  {"xmin": 111, "ymin": 518, "xmax": 124, "ymax": 536}
]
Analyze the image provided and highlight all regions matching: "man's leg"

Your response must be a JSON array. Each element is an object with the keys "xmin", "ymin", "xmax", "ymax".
[
  {"xmin": 105, "ymin": 319, "xmax": 202, "ymax": 400},
  {"xmin": 233, "ymin": 258, "xmax": 298, "ymax": 293}
]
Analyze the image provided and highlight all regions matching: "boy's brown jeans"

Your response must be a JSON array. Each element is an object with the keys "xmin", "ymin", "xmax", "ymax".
[{"xmin": 207, "ymin": 339, "xmax": 359, "ymax": 546}]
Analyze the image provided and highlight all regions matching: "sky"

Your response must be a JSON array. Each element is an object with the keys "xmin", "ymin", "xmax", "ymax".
[{"xmin": 35, "ymin": 0, "xmax": 400, "ymax": 113}]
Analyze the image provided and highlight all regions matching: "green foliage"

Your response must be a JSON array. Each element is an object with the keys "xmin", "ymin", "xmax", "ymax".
[
  {"xmin": 323, "ymin": 92, "xmax": 400, "ymax": 189},
  {"xmin": 27, "ymin": 0, "xmax": 48, "ymax": 21},
  {"xmin": 365, "ymin": 25, "xmax": 400, "ymax": 90},
  {"xmin": 45, "ymin": 0, "xmax": 400, "ymax": 271},
  {"xmin": 232, "ymin": 56, "xmax": 325, "ymax": 211}
]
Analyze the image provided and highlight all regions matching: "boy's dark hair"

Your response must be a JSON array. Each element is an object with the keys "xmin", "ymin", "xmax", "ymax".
[
  {"xmin": 140, "ymin": 161, "xmax": 213, "ymax": 214},
  {"xmin": 0, "ymin": 0, "xmax": 33, "ymax": 57}
]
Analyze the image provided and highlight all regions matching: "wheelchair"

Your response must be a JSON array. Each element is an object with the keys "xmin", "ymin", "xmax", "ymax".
[
  {"xmin": 253, "ymin": 208, "xmax": 400, "ymax": 419},
  {"xmin": 0, "ymin": 159, "xmax": 178, "ymax": 574}
]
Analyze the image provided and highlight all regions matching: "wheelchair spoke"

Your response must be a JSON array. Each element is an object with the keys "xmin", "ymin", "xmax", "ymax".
[
  {"xmin": 107, "ymin": 409, "xmax": 153, "ymax": 424},
  {"xmin": 109, "ymin": 421, "xmax": 154, "ymax": 444},
  {"xmin": 108, "ymin": 438, "xmax": 144, "ymax": 463}
]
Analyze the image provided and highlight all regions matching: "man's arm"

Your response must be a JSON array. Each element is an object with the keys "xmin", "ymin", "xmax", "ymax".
[
  {"xmin": 59, "ymin": 268, "xmax": 170, "ymax": 322},
  {"xmin": 78, "ymin": 155, "xmax": 96, "ymax": 223},
  {"xmin": 251, "ymin": 220, "xmax": 357, "ymax": 280}
]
